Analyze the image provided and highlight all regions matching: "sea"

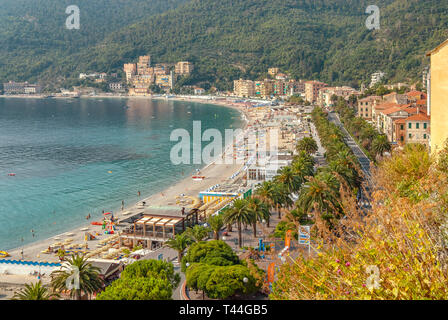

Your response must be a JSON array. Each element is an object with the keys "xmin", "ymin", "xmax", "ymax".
[{"xmin": 0, "ymin": 97, "xmax": 243, "ymax": 250}]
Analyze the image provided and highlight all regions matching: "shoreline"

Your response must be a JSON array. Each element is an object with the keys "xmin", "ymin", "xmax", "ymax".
[{"xmin": 4, "ymin": 96, "xmax": 252, "ymax": 261}]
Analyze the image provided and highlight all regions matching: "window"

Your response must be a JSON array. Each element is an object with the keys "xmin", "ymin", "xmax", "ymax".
[
  {"xmin": 400, "ymin": 135, "xmax": 404, "ymax": 142},
  {"xmin": 400, "ymin": 124, "xmax": 404, "ymax": 130},
  {"xmin": 424, "ymin": 123, "xmax": 427, "ymax": 129},
  {"xmin": 409, "ymin": 133, "xmax": 412, "ymax": 139},
  {"xmin": 424, "ymin": 134, "xmax": 427, "ymax": 139},
  {"xmin": 416, "ymin": 123, "xmax": 420, "ymax": 129},
  {"xmin": 408, "ymin": 123, "xmax": 412, "ymax": 129}
]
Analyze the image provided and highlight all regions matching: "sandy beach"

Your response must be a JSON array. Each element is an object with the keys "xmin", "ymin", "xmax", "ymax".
[{"xmin": 4, "ymin": 96, "xmax": 253, "ymax": 262}]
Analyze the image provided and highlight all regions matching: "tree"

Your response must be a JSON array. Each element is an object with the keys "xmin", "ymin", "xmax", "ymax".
[
  {"xmin": 371, "ymin": 135, "xmax": 392, "ymax": 158},
  {"xmin": 275, "ymin": 166, "xmax": 302, "ymax": 194},
  {"xmin": 297, "ymin": 172, "xmax": 341, "ymax": 223},
  {"xmin": 50, "ymin": 253, "xmax": 103, "ymax": 300},
  {"xmin": 247, "ymin": 197, "xmax": 270, "ymax": 238},
  {"xmin": 165, "ymin": 233, "xmax": 192, "ymax": 263},
  {"xmin": 208, "ymin": 214, "xmax": 225, "ymax": 240},
  {"xmin": 96, "ymin": 276, "xmax": 173, "ymax": 300},
  {"xmin": 296, "ymin": 137, "xmax": 318, "ymax": 155},
  {"xmin": 97, "ymin": 259, "xmax": 180, "ymax": 300},
  {"xmin": 181, "ymin": 240, "xmax": 240, "ymax": 271},
  {"xmin": 12, "ymin": 281, "xmax": 59, "ymax": 300},
  {"xmin": 254, "ymin": 181, "xmax": 277, "ymax": 227},
  {"xmin": 223, "ymin": 199, "xmax": 252, "ymax": 248},
  {"xmin": 205, "ymin": 265, "xmax": 259, "ymax": 299},
  {"xmin": 185, "ymin": 225, "xmax": 210, "ymax": 242}
]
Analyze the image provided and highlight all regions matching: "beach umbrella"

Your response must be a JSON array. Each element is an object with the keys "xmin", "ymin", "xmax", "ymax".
[{"xmin": 104, "ymin": 212, "xmax": 112, "ymax": 216}]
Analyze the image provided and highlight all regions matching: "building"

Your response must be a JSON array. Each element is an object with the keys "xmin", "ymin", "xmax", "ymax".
[
  {"xmin": 318, "ymin": 86, "xmax": 359, "ymax": 107},
  {"xmin": 194, "ymin": 87, "xmax": 205, "ymax": 95},
  {"xmin": 426, "ymin": 39, "xmax": 448, "ymax": 153},
  {"xmin": 175, "ymin": 61, "xmax": 194, "ymax": 75},
  {"xmin": 357, "ymin": 96, "xmax": 382, "ymax": 120},
  {"xmin": 305, "ymin": 81, "xmax": 327, "ymax": 103},
  {"xmin": 403, "ymin": 113, "xmax": 431, "ymax": 148},
  {"xmin": 268, "ymin": 68, "xmax": 280, "ymax": 77},
  {"xmin": 109, "ymin": 83, "xmax": 124, "ymax": 91},
  {"xmin": 383, "ymin": 92, "xmax": 409, "ymax": 104},
  {"xmin": 137, "ymin": 55, "xmax": 151, "ymax": 75},
  {"xmin": 3, "ymin": 81, "xmax": 41, "ymax": 94},
  {"xmin": 406, "ymin": 91, "xmax": 427, "ymax": 103},
  {"xmin": 370, "ymin": 71, "xmax": 386, "ymax": 87},
  {"xmin": 155, "ymin": 71, "xmax": 174, "ymax": 91},
  {"xmin": 124, "ymin": 63, "xmax": 137, "ymax": 83},
  {"xmin": 255, "ymin": 80, "xmax": 274, "ymax": 98},
  {"xmin": 234, "ymin": 79, "xmax": 255, "ymax": 97}
]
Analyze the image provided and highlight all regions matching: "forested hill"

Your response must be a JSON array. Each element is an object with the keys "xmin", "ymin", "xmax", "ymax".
[
  {"xmin": 1, "ymin": 0, "xmax": 447, "ymax": 90},
  {"xmin": 0, "ymin": 0, "xmax": 188, "ymax": 83}
]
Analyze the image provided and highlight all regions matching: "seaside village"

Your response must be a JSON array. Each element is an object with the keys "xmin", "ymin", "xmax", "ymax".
[{"xmin": 1, "ymin": 37, "xmax": 448, "ymax": 300}]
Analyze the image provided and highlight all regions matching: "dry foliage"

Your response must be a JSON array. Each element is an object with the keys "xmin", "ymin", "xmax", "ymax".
[{"xmin": 271, "ymin": 144, "xmax": 448, "ymax": 300}]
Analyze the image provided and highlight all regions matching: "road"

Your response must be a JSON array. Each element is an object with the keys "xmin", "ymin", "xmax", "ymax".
[{"xmin": 327, "ymin": 112, "xmax": 373, "ymax": 208}]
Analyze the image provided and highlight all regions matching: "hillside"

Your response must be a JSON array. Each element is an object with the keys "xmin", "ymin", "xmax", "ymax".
[
  {"xmin": 1, "ymin": 0, "xmax": 447, "ymax": 90},
  {"xmin": 0, "ymin": 0, "xmax": 188, "ymax": 84}
]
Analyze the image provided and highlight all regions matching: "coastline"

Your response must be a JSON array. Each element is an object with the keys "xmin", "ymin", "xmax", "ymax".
[{"xmin": 4, "ymin": 96, "xmax": 252, "ymax": 262}]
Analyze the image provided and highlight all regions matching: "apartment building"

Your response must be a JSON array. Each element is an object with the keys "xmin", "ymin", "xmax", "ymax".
[
  {"xmin": 3, "ymin": 81, "xmax": 41, "ymax": 94},
  {"xmin": 318, "ymin": 86, "xmax": 359, "ymax": 107},
  {"xmin": 426, "ymin": 39, "xmax": 448, "ymax": 153},
  {"xmin": 305, "ymin": 81, "xmax": 327, "ymax": 103},
  {"xmin": 124, "ymin": 63, "xmax": 137, "ymax": 83},
  {"xmin": 394, "ymin": 113, "xmax": 430, "ymax": 148},
  {"xmin": 175, "ymin": 61, "xmax": 194, "ymax": 75},
  {"xmin": 357, "ymin": 96, "xmax": 382, "ymax": 120},
  {"xmin": 370, "ymin": 71, "xmax": 386, "ymax": 87},
  {"xmin": 234, "ymin": 79, "xmax": 255, "ymax": 97},
  {"xmin": 255, "ymin": 80, "xmax": 274, "ymax": 99}
]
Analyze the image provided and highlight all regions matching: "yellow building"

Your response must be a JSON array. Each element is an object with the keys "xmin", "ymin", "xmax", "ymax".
[
  {"xmin": 175, "ymin": 61, "xmax": 194, "ymax": 75},
  {"xmin": 427, "ymin": 39, "xmax": 448, "ymax": 153},
  {"xmin": 233, "ymin": 79, "xmax": 255, "ymax": 97}
]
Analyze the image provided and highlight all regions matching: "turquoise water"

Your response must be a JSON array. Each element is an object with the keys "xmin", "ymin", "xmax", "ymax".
[{"xmin": 0, "ymin": 97, "xmax": 243, "ymax": 250}]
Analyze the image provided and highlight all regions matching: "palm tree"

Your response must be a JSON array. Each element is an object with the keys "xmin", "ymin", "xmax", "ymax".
[
  {"xmin": 207, "ymin": 214, "xmax": 224, "ymax": 240},
  {"xmin": 272, "ymin": 182, "xmax": 293, "ymax": 219},
  {"xmin": 185, "ymin": 225, "xmax": 210, "ymax": 242},
  {"xmin": 297, "ymin": 172, "xmax": 341, "ymax": 223},
  {"xmin": 254, "ymin": 181, "xmax": 276, "ymax": 227},
  {"xmin": 50, "ymin": 253, "xmax": 103, "ymax": 300},
  {"xmin": 223, "ymin": 199, "xmax": 252, "ymax": 248},
  {"xmin": 296, "ymin": 137, "xmax": 318, "ymax": 155},
  {"xmin": 247, "ymin": 197, "xmax": 270, "ymax": 238},
  {"xmin": 371, "ymin": 135, "xmax": 391, "ymax": 158},
  {"xmin": 275, "ymin": 166, "xmax": 301, "ymax": 194},
  {"xmin": 165, "ymin": 233, "xmax": 191, "ymax": 262},
  {"xmin": 12, "ymin": 281, "xmax": 59, "ymax": 300}
]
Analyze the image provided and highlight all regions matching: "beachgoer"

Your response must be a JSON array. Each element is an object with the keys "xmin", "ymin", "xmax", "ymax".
[{"xmin": 138, "ymin": 191, "xmax": 141, "ymax": 197}]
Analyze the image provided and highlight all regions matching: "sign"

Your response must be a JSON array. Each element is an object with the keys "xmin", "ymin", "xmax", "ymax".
[
  {"xmin": 267, "ymin": 262, "xmax": 275, "ymax": 284},
  {"xmin": 299, "ymin": 226, "xmax": 310, "ymax": 245},
  {"xmin": 285, "ymin": 230, "xmax": 292, "ymax": 248},
  {"xmin": 157, "ymin": 254, "xmax": 163, "ymax": 261}
]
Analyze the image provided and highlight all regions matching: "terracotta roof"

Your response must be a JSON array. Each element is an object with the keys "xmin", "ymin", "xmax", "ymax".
[
  {"xmin": 381, "ymin": 106, "xmax": 407, "ymax": 115},
  {"xmin": 406, "ymin": 91, "xmax": 426, "ymax": 98},
  {"xmin": 375, "ymin": 102, "xmax": 401, "ymax": 110},
  {"xmin": 427, "ymin": 39, "xmax": 448, "ymax": 56},
  {"xmin": 394, "ymin": 118, "xmax": 406, "ymax": 124},
  {"xmin": 405, "ymin": 113, "xmax": 430, "ymax": 121},
  {"xmin": 416, "ymin": 99, "xmax": 427, "ymax": 105}
]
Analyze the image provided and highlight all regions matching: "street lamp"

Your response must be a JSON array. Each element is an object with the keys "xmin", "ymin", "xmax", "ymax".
[
  {"xmin": 186, "ymin": 263, "xmax": 190, "ymax": 268},
  {"xmin": 243, "ymin": 277, "xmax": 249, "ymax": 284}
]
